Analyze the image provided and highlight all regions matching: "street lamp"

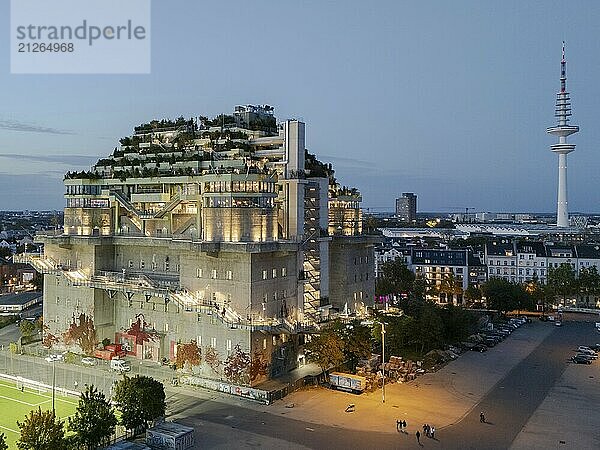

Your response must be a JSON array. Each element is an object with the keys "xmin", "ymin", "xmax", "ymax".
[{"xmin": 381, "ymin": 322, "xmax": 386, "ymax": 404}]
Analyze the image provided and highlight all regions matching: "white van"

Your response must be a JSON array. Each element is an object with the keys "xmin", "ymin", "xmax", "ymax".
[{"xmin": 110, "ymin": 358, "xmax": 131, "ymax": 372}]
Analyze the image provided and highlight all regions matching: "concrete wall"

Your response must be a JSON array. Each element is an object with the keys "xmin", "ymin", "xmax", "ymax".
[{"xmin": 328, "ymin": 238, "xmax": 375, "ymax": 313}]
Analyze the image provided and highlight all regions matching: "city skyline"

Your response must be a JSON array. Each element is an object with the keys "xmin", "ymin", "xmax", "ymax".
[{"xmin": 1, "ymin": 1, "xmax": 600, "ymax": 213}]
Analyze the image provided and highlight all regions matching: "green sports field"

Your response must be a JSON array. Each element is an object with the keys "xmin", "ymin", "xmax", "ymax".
[{"xmin": 0, "ymin": 378, "xmax": 78, "ymax": 449}]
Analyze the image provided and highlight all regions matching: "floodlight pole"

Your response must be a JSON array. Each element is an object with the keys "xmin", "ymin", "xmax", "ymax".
[{"xmin": 52, "ymin": 359, "xmax": 56, "ymax": 415}]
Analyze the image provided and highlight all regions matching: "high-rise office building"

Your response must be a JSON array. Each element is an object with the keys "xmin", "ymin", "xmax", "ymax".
[{"xmin": 395, "ymin": 193, "xmax": 417, "ymax": 222}]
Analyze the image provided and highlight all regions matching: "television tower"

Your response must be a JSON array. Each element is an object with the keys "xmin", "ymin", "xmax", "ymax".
[{"xmin": 547, "ymin": 42, "xmax": 579, "ymax": 228}]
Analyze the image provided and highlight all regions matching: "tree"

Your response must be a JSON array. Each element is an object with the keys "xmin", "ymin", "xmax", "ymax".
[
  {"xmin": 19, "ymin": 321, "xmax": 36, "ymax": 338},
  {"xmin": 436, "ymin": 273, "xmax": 463, "ymax": 304},
  {"xmin": 415, "ymin": 303, "xmax": 444, "ymax": 354},
  {"xmin": 577, "ymin": 266, "xmax": 600, "ymax": 306},
  {"xmin": 376, "ymin": 259, "xmax": 415, "ymax": 299},
  {"xmin": 68, "ymin": 385, "xmax": 117, "ymax": 450},
  {"xmin": 330, "ymin": 319, "xmax": 372, "ymax": 371},
  {"xmin": 249, "ymin": 351, "xmax": 269, "ymax": 384},
  {"xmin": 548, "ymin": 263, "xmax": 577, "ymax": 306},
  {"xmin": 175, "ymin": 341, "xmax": 202, "ymax": 371},
  {"xmin": 223, "ymin": 344, "xmax": 251, "ymax": 385},
  {"xmin": 113, "ymin": 375, "xmax": 166, "ymax": 433},
  {"xmin": 304, "ymin": 330, "xmax": 345, "ymax": 377},
  {"xmin": 17, "ymin": 408, "xmax": 66, "ymax": 450},
  {"xmin": 204, "ymin": 345, "xmax": 222, "ymax": 374},
  {"xmin": 62, "ymin": 313, "xmax": 97, "ymax": 355},
  {"xmin": 482, "ymin": 278, "xmax": 517, "ymax": 315},
  {"xmin": 463, "ymin": 284, "xmax": 483, "ymax": 307},
  {"xmin": 0, "ymin": 433, "xmax": 7, "ymax": 450}
]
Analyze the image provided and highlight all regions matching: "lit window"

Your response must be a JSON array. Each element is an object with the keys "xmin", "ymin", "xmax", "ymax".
[
  {"xmin": 211, "ymin": 269, "xmax": 217, "ymax": 279},
  {"xmin": 196, "ymin": 268, "xmax": 203, "ymax": 278},
  {"xmin": 272, "ymin": 269, "xmax": 277, "ymax": 278},
  {"xmin": 262, "ymin": 270, "xmax": 268, "ymax": 280},
  {"xmin": 211, "ymin": 337, "xmax": 217, "ymax": 347},
  {"xmin": 140, "ymin": 260, "xmax": 145, "ymax": 269},
  {"xmin": 281, "ymin": 267, "xmax": 287, "ymax": 277},
  {"xmin": 164, "ymin": 323, "xmax": 169, "ymax": 332},
  {"xmin": 227, "ymin": 339, "xmax": 232, "ymax": 352},
  {"xmin": 226, "ymin": 270, "xmax": 233, "ymax": 280},
  {"xmin": 128, "ymin": 260, "xmax": 133, "ymax": 268}
]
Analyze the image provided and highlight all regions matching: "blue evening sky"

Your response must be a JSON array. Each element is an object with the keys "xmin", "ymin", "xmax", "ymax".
[{"xmin": 0, "ymin": 0, "xmax": 599, "ymax": 213}]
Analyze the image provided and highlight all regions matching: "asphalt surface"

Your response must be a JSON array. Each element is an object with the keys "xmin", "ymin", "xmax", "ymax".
[
  {"xmin": 0, "ymin": 318, "xmax": 596, "ymax": 449},
  {"xmin": 168, "ymin": 321, "xmax": 593, "ymax": 449},
  {"xmin": 439, "ymin": 321, "xmax": 584, "ymax": 449}
]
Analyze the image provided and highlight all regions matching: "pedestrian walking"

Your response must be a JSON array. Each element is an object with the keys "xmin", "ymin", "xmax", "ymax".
[
  {"xmin": 431, "ymin": 426, "xmax": 435, "ymax": 439},
  {"xmin": 416, "ymin": 431, "xmax": 421, "ymax": 444},
  {"xmin": 480, "ymin": 411, "xmax": 485, "ymax": 423},
  {"xmin": 426, "ymin": 424, "xmax": 431, "ymax": 437},
  {"xmin": 422, "ymin": 424, "xmax": 427, "ymax": 435},
  {"xmin": 396, "ymin": 420, "xmax": 401, "ymax": 432},
  {"xmin": 402, "ymin": 420, "xmax": 407, "ymax": 431}
]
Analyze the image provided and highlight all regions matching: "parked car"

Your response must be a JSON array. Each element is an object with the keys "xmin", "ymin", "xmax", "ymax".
[
  {"xmin": 81, "ymin": 357, "xmax": 97, "ymax": 366},
  {"xmin": 572, "ymin": 355, "xmax": 592, "ymax": 364},
  {"xmin": 44, "ymin": 354, "xmax": 63, "ymax": 363},
  {"xmin": 555, "ymin": 321, "xmax": 562, "ymax": 327},
  {"xmin": 471, "ymin": 344, "xmax": 488, "ymax": 352},
  {"xmin": 539, "ymin": 315, "xmax": 549, "ymax": 322},
  {"xmin": 578, "ymin": 346, "xmax": 597, "ymax": 355},
  {"xmin": 576, "ymin": 352, "xmax": 597, "ymax": 360},
  {"xmin": 110, "ymin": 358, "xmax": 131, "ymax": 372}
]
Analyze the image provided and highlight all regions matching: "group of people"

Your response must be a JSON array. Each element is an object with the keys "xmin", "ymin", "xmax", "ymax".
[
  {"xmin": 395, "ymin": 419, "xmax": 407, "ymax": 433},
  {"xmin": 397, "ymin": 419, "xmax": 436, "ymax": 444},
  {"xmin": 421, "ymin": 423, "xmax": 436, "ymax": 439}
]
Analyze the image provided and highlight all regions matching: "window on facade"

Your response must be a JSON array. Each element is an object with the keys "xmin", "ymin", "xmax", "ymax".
[
  {"xmin": 151, "ymin": 261, "xmax": 157, "ymax": 271},
  {"xmin": 281, "ymin": 267, "xmax": 287, "ymax": 277},
  {"xmin": 211, "ymin": 337, "xmax": 217, "ymax": 348},
  {"xmin": 227, "ymin": 339, "xmax": 232, "ymax": 353},
  {"xmin": 211, "ymin": 269, "xmax": 217, "ymax": 279},
  {"xmin": 272, "ymin": 336, "xmax": 276, "ymax": 346},
  {"xmin": 272, "ymin": 269, "xmax": 277, "ymax": 278},
  {"xmin": 165, "ymin": 260, "xmax": 170, "ymax": 271},
  {"xmin": 529, "ymin": 255, "xmax": 534, "ymax": 260},
  {"xmin": 226, "ymin": 270, "xmax": 233, "ymax": 280},
  {"xmin": 164, "ymin": 323, "xmax": 169, "ymax": 332},
  {"xmin": 262, "ymin": 270, "xmax": 268, "ymax": 280},
  {"xmin": 263, "ymin": 338, "xmax": 267, "ymax": 350},
  {"xmin": 140, "ymin": 260, "xmax": 145, "ymax": 269},
  {"xmin": 128, "ymin": 260, "xmax": 133, "ymax": 268},
  {"xmin": 196, "ymin": 268, "xmax": 203, "ymax": 278}
]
